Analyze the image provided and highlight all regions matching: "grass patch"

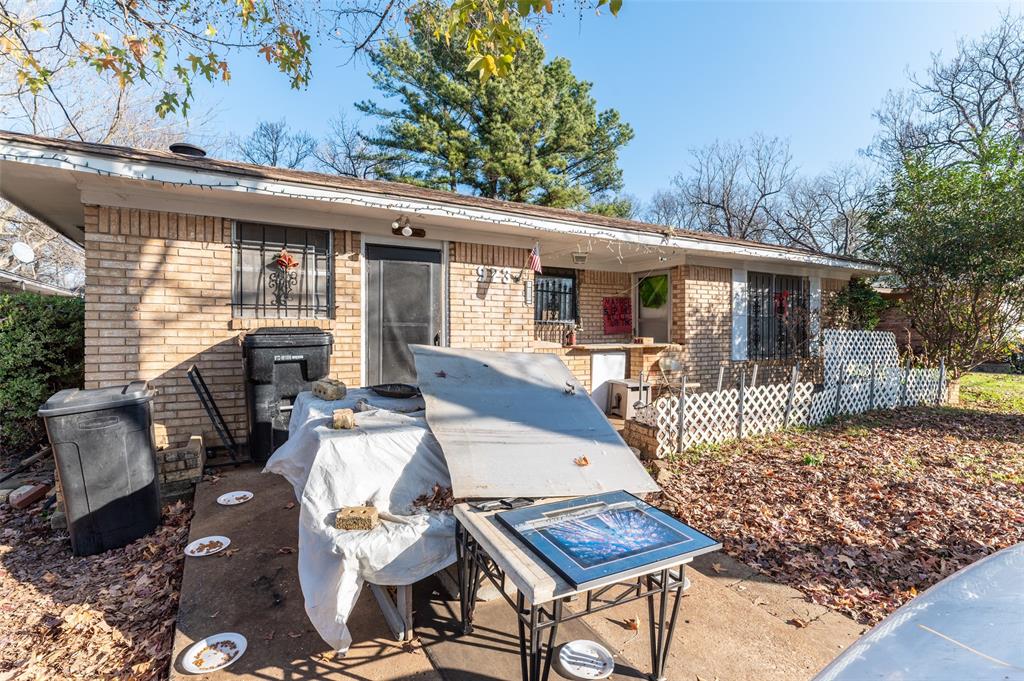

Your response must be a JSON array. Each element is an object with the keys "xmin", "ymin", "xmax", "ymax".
[{"xmin": 960, "ymin": 372, "xmax": 1024, "ymax": 413}]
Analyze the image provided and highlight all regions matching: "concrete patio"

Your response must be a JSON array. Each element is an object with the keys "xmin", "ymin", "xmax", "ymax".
[{"xmin": 170, "ymin": 466, "xmax": 865, "ymax": 680}]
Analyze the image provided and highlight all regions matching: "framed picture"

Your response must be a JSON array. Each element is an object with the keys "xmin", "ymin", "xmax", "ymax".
[{"xmin": 495, "ymin": 490, "xmax": 720, "ymax": 589}]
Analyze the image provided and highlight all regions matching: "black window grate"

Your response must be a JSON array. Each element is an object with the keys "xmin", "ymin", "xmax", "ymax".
[
  {"xmin": 534, "ymin": 269, "xmax": 577, "ymax": 324},
  {"xmin": 232, "ymin": 222, "xmax": 333, "ymax": 319},
  {"xmin": 748, "ymin": 272, "xmax": 809, "ymax": 360}
]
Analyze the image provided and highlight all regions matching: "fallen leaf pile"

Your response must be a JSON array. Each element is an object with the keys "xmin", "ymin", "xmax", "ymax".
[
  {"xmin": 0, "ymin": 500, "xmax": 192, "ymax": 680},
  {"xmin": 657, "ymin": 407, "xmax": 1024, "ymax": 624},
  {"xmin": 412, "ymin": 483, "xmax": 455, "ymax": 512}
]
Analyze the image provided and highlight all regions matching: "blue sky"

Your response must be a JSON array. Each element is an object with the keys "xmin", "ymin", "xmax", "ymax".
[{"xmin": 192, "ymin": 1, "xmax": 1011, "ymax": 203}]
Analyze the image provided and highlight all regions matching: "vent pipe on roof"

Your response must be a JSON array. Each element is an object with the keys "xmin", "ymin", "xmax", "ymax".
[{"xmin": 169, "ymin": 142, "xmax": 207, "ymax": 158}]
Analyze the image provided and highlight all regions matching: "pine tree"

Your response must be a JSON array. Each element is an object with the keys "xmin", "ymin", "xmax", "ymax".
[{"xmin": 357, "ymin": 9, "xmax": 633, "ymax": 210}]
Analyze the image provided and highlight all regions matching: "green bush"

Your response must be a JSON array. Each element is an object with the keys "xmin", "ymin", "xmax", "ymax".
[{"xmin": 0, "ymin": 292, "xmax": 85, "ymax": 456}]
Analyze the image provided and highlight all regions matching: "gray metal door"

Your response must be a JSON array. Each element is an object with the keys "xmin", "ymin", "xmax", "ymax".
[{"xmin": 366, "ymin": 244, "xmax": 442, "ymax": 385}]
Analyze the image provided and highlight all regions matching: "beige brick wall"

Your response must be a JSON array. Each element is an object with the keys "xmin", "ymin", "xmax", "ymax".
[
  {"xmin": 82, "ymin": 200, "xmax": 845, "ymax": 470},
  {"xmin": 577, "ymin": 270, "xmax": 632, "ymax": 343},
  {"xmin": 448, "ymin": 242, "xmax": 536, "ymax": 351},
  {"xmin": 83, "ymin": 205, "xmax": 361, "ymax": 453}
]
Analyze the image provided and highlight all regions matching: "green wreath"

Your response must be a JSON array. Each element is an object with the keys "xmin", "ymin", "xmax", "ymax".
[{"xmin": 639, "ymin": 275, "xmax": 669, "ymax": 308}]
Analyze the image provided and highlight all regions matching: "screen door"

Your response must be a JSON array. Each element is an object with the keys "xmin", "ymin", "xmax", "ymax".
[
  {"xmin": 635, "ymin": 270, "xmax": 671, "ymax": 342},
  {"xmin": 365, "ymin": 244, "xmax": 443, "ymax": 385}
]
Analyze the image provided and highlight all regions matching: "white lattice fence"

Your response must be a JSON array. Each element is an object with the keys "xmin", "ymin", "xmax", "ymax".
[{"xmin": 636, "ymin": 366, "xmax": 945, "ymax": 458}]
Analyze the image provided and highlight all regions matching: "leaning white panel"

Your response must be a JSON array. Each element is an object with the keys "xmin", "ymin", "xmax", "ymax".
[{"xmin": 412, "ymin": 346, "xmax": 659, "ymax": 499}]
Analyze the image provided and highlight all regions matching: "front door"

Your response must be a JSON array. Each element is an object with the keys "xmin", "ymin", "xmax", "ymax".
[{"xmin": 365, "ymin": 244, "xmax": 443, "ymax": 385}]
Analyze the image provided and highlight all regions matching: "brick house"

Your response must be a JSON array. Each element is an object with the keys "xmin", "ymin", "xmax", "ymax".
[{"xmin": 0, "ymin": 131, "xmax": 876, "ymax": 483}]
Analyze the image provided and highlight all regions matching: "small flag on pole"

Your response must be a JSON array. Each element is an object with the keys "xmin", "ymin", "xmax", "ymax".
[{"xmin": 528, "ymin": 241, "xmax": 542, "ymax": 274}]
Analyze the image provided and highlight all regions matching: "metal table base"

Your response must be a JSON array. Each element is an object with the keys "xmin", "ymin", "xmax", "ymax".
[{"xmin": 456, "ymin": 522, "xmax": 686, "ymax": 681}]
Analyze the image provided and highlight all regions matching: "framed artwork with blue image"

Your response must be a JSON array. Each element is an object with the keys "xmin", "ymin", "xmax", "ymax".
[{"xmin": 495, "ymin": 490, "xmax": 721, "ymax": 589}]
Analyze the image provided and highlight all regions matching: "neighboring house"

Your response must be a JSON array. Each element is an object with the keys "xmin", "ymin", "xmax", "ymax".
[
  {"xmin": 875, "ymin": 288, "xmax": 926, "ymax": 355},
  {"xmin": 0, "ymin": 131, "xmax": 876, "ymax": 470}
]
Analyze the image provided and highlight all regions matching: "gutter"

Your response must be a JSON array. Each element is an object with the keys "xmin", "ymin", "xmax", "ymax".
[{"xmin": 0, "ymin": 140, "xmax": 881, "ymax": 274}]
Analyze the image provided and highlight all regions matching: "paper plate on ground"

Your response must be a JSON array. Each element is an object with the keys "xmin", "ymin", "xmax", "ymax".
[
  {"xmin": 182, "ymin": 632, "xmax": 247, "ymax": 673},
  {"xmin": 553, "ymin": 640, "xmax": 615, "ymax": 680},
  {"xmin": 217, "ymin": 490, "xmax": 254, "ymax": 506},
  {"xmin": 185, "ymin": 535, "xmax": 231, "ymax": 557}
]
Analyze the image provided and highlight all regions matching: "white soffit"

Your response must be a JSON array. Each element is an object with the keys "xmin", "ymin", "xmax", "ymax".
[
  {"xmin": 412, "ymin": 346, "xmax": 660, "ymax": 499},
  {"xmin": 0, "ymin": 139, "xmax": 879, "ymax": 273}
]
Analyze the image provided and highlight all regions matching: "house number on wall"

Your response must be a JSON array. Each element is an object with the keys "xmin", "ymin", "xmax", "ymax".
[{"xmin": 476, "ymin": 266, "xmax": 516, "ymax": 283}]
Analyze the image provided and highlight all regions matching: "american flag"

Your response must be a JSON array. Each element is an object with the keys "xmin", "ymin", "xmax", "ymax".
[{"xmin": 528, "ymin": 242, "xmax": 542, "ymax": 273}]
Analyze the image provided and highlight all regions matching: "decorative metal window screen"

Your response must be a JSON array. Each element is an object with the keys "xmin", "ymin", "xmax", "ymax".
[
  {"xmin": 232, "ymin": 222, "xmax": 333, "ymax": 318},
  {"xmin": 748, "ymin": 271, "xmax": 809, "ymax": 360},
  {"xmin": 534, "ymin": 268, "xmax": 577, "ymax": 324}
]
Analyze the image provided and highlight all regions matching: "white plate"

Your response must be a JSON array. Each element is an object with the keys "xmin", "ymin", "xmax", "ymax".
[
  {"xmin": 185, "ymin": 535, "xmax": 231, "ymax": 557},
  {"xmin": 553, "ymin": 639, "xmax": 615, "ymax": 680},
  {"xmin": 181, "ymin": 632, "xmax": 247, "ymax": 673},
  {"xmin": 217, "ymin": 490, "xmax": 254, "ymax": 506}
]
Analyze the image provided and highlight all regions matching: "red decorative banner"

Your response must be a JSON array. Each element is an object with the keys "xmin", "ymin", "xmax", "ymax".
[{"xmin": 602, "ymin": 297, "xmax": 632, "ymax": 335}]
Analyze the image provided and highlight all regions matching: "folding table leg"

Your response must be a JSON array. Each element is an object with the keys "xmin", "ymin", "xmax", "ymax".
[{"xmin": 647, "ymin": 566, "xmax": 685, "ymax": 681}]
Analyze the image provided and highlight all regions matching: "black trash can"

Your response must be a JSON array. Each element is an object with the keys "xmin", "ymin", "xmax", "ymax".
[
  {"xmin": 37, "ymin": 381, "xmax": 161, "ymax": 557},
  {"xmin": 242, "ymin": 327, "xmax": 333, "ymax": 463}
]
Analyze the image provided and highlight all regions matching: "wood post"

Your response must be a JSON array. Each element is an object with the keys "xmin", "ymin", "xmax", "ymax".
[
  {"xmin": 833, "ymin": 367, "xmax": 845, "ymax": 419},
  {"xmin": 676, "ymin": 374, "xmax": 688, "ymax": 453},
  {"xmin": 869, "ymin": 358, "xmax": 877, "ymax": 411},
  {"xmin": 937, "ymin": 359, "xmax": 946, "ymax": 406},
  {"xmin": 783, "ymin": 362, "xmax": 800, "ymax": 428},
  {"xmin": 900, "ymin": 358, "xmax": 911, "ymax": 407},
  {"xmin": 716, "ymin": 366, "xmax": 725, "ymax": 392},
  {"xmin": 751, "ymin": 364, "xmax": 759, "ymax": 388},
  {"xmin": 737, "ymin": 372, "xmax": 746, "ymax": 439}
]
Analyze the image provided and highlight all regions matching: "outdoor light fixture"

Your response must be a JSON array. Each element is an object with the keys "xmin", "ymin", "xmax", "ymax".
[
  {"xmin": 390, "ymin": 215, "xmax": 426, "ymax": 239},
  {"xmin": 570, "ymin": 243, "xmax": 591, "ymax": 265}
]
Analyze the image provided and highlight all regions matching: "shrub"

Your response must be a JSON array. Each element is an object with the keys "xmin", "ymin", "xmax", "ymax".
[{"xmin": 0, "ymin": 292, "xmax": 85, "ymax": 456}]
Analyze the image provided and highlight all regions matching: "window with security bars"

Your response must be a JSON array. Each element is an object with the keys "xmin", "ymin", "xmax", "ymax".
[
  {"xmin": 747, "ymin": 271, "xmax": 810, "ymax": 360},
  {"xmin": 231, "ymin": 222, "xmax": 333, "ymax": 319},
  {"xmin": 534, "ymin": 268, "xmax": 578, "ymax": 325}
]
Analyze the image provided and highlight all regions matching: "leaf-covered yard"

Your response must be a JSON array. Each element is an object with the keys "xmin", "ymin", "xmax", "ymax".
[
  {"xmin": 657, "ymin": 406, "xmax": 1024, "ymax": 625},
  {"xmin": 0, "ymin": 501, "xmax": 191, "ymax": 680}
]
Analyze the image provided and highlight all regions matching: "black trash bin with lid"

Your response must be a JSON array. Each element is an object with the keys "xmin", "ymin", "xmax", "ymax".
[
  {"xmin": 242, "ymin": 327, "xmax": 333, "ymax": 463},
  {"xmin": 37, "ymin": 381, "xmax": 161, "ymax": 557}
]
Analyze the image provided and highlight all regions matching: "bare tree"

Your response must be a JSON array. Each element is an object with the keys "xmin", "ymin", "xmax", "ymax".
[
  {"xmin": 0, "ymin": 68, "xmax": 193, "ymax": 290},
  {"xmin": 872, "ymin": 11, "xmax": 1024, "ymax": 166},
  {"xmin": 643, "ymin": 189, "xmax": 692, "ymax": 229},
  {"xmin": 232, "ymin": 120, "xmax": 317, "ymax": 169},
  {"xmin": 313, "ymin": 113, "xmax": 397, "ymax": 178},
  {"xmin": 768, "ymin": 163, "xmax": 876, "ymax": 257},
  {"xmin": 674, "ymin": 134, "xmax": 794, "ymax": 241}
]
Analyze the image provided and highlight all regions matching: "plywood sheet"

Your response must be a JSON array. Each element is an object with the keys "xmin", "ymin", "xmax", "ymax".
[{"xmin": 412, "ymin": 346, "xmax": 659, "ymax": 499}]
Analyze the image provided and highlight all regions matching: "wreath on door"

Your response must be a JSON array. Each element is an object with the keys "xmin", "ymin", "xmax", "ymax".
[{"xmin": 638, "ymin": 275, "xmax": 669, "ymax": 309}]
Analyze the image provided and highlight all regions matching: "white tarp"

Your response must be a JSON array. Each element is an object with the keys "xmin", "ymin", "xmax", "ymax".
[
  {"xmin": 264, "ymin": 390, "xmax": 454, "ymax": 654},
  {"xmin": 412, "ymin": 346, "xmax": 660, "ymax": 498}
]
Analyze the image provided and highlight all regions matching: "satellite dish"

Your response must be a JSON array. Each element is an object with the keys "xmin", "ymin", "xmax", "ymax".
[{"xmin": 11, "ymin": 242, "xmax": 35, "ymax": 264}]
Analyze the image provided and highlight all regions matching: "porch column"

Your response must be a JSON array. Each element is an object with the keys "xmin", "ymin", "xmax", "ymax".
[{"xmin": 731, "ymin": 268, "xmax": 747, "ymax": 361}]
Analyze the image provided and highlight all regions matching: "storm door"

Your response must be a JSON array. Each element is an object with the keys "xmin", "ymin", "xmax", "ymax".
[{"xmin": 365, "ymin": 244, "xmax": 443, "ymax": 385}]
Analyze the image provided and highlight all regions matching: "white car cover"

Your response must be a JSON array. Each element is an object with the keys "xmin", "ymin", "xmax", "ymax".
[{"xmin": 264, "ymin": 390, "xmax": 455, "ymax": 654}]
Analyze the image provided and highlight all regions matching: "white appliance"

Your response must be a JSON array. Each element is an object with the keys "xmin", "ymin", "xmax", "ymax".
[{"xmin": 590, "ymin": 351, "xmax": 627, "ymax": 412}]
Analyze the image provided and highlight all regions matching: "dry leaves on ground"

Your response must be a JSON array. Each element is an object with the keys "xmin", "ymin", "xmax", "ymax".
[
  {"xmin": 658, "ymin": 407, "xmax": 1024, "ymax": 624},
  {"xmin": 0, "ymin": 501, "xmax": 192, "ymax": 680}
]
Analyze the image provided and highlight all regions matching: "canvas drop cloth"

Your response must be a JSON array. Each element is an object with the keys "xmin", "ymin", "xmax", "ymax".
[{"xmin": 264, "ymin": 390, "xmax": 455, "ymax": 654}]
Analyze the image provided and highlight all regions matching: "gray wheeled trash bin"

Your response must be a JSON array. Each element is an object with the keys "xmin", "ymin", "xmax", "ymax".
[{"xmin": 38, "ymin": 381, "xmax": 161, "ymax": 556}]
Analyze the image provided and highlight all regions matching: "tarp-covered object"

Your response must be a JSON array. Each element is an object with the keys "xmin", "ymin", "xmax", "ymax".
[
  {"xmin": 412, "ymin": 346, "xmax": 659, "ymax": 498},
  {"xmin": 264, "ymin": 390, "xmax": 454, "ymax": 654}
]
